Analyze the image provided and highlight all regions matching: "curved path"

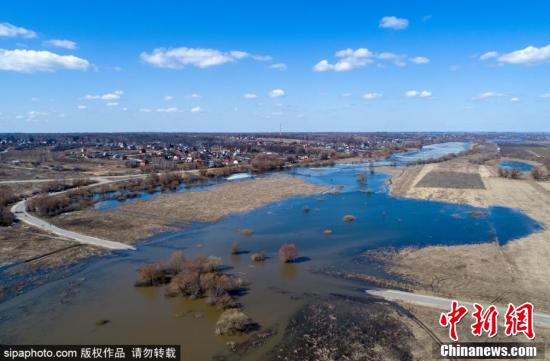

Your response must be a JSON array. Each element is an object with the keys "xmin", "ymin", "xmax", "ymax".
[
  {"xmin": 0, "ymin": 174, "xmax": 146, "ymax": 185},
  {"xmin": 7, "ymin": 174, "xmax": 148, "ymax": 251},
  {"xmin": 366, "ymin": 289, "xmax": 550, "ymax": 328},
  {"xmin": 7, "ymin": 169, "xmax": 202, "ymax": 251},
  {"xmin": 11, "ymin": 199, "xmax": 135, "ymax": 251}
]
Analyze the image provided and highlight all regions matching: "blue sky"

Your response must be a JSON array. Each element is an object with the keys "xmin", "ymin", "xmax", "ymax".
[{"xmin": 1, "ymin": 0, "xmax": 550, "ymax": 132}]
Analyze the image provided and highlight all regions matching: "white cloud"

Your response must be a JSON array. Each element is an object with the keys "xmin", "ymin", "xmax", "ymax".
[
  {"xmin": 479, "ymin": 51, "xmax": 498, "ymax": 61},
  {"xmin": 269, "ymin": 89, "xmax": 285, "ymax": 98},
  {"xmin": 472, "ymin": 91, "xmax": 503, "ymax": 100},
  {"xmin": 379, "ymin": 16, "xmax": 409, "ymax": 30},
  {"xmin": 378, "ymin": 52, "xmax": 407, "ymax": 66},
  {"xmin": 139, "ymin": 108, "xmax": 153, "ymax": 112},
  {"xmin": 188, "ymin": 93, "xmax": 201, "ymax": 99},
  {"xmin": 315, "ymin": 48, "xmax": 427, "ymax": 71},
  {"xmin": 510, "ymin": 97, "xmax": 520, "ymax": 102},
  {"xmin": 106, "ymin": 102, "xmax": 118, "ymax": 106},
  {"xmin": 190, "ymin": 106, "xmax": 204, "ymax": 113},
  {"xmin": 164, "ymin": 95, "xmax": 174, "ymax": 101},
  {"xmin": 406, "ymin": 90, "xmax": 432, "ymax": 98},
  {"xmin": 314, "ymin": 48, "xmax": 373, "ymax": 72},
  {"xmin": 85, "ymin": 91, "xmax": 123, "ymax": 101},
  {"xmin": 497, "ymin": 45, "xmax": 550, "ymax": 65},
  {"xmin": 157, "ymin": 107, "xmax": 178, "ymax": 113},
  {"xmin": 313, "ymin": 60, "xmax": 333, "ymax": 72},
  {"xmin": 140, "ymin": 47, "xmax": 270, "ymax": 69},
  {"xmin": 0, "ymin": 23, "xmax": 37, "ymax": 38},
  {"xmin": 269, "ymin": 63, "xmax": 287, "ymax": 71},
  {"xmin": 44, "ymin": 39, "xmax": 77, "ymax": 50},
  {"xmin": 541, "ymin": 93, "xmax": 550, "ymax": 98},
  {"xmin": 17, "ymin": 110, "xmax": 47, "ymax": 122},
  {"xmin": 363, "ymin": 92, "xmax": 383, "ymax": 100},
  {"xmin": 77, "ymin": 105, "xmax": 87, "ymax": 110},
  {"xmin": 409, "ymin": 56, "xmax": 430, "ymax": 64},
  {"xmin": 0, "ymin": 49, "xmax": 90, "ymax": 72},
  {"xmin": 341, "ymin": 93, "xmax": 353, "ymax": 97},
  {"xmin": 243, "ymin": 93, "xmax": 257, "ymax": 99}
]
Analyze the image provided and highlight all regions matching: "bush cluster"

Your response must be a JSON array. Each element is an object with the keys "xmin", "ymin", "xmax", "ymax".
[
  {"xmin": 215, "ymin": 309, "xmax": 257, "ymax": 336},
  {"xmin": 135, "ymin": 252, "xmax": 244, "ymax": 310},
  {"xmin": 498, "ymin": 167, "xmax": 521, "ymax": 179},
  {"xmin": 0, "ymin": 187, "xmax": 18, "ymax": 226},
  {"xmin": 531, "ymin": 166, "xmax": 549, "ymax": 181},
  {"xmin": 343, "ymin": 214, "xmax": 356, "ymax": 222},
  {"xmin": 278, "ymin": 243, "xmax": 297, "ymax": 263},
  {"xmin": 251, "ymin": 154, "xmax": 285, "ymax": 172},
  {"xmin": 250, "ymin": 251, "xmax": 267, "ymax": 262}
]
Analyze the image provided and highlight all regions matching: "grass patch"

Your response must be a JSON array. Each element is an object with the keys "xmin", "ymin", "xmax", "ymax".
[{"xmin": 416, "ymin": 171, "xmax": 485, "ymax": 189}]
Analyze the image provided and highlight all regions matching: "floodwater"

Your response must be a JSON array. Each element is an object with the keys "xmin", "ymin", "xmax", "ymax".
[
  {"xmin": 387, "ymin": 141, "xmax": 471, "ymax": 164},
  {"xmin": 226, "ymin": 173, "xmax": 253, "ymax": 181},
  {"xmin": 498, "ymin": 161, "xmax": 534, "ymax": 172},
  {"xmin": 93, "ymin": 179, "xmax": 223, "ymax": 211},
  {"xmin": 0, "ymin": 143, "xmax": 543, "ymax": 361}
]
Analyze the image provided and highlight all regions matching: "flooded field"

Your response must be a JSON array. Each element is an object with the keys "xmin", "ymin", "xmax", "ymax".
[
  {"xmin": 498, "ymin": 160, "xmax": 534, "ymax": 172},
  {"xmin": 387, "ymin": 141, "xmax": 471, "ymax": 164},
  {"xmin": 0, "ymin": 144, "xmax": 543, "ymax": 360}
]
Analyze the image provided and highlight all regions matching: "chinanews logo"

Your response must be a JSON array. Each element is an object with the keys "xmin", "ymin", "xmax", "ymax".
[
  {"xmin": 436, "ymin": 300, "xmax": 545, "ymax": 360},
  {"xmin": 439, "ymin": 300, "xmax": 535, "ymax": 341}
]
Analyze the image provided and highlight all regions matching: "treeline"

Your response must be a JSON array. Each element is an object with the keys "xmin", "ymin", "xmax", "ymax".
[
  {"xmin": 26, "ymin": 171, "xmax": 220, "ymax": 217},
  {"xmin": 498, "ymin": 167, "xmax": 522, "ymax": 179},
  {"xmin": 0, "ymin": 187, "xmax": 17, "ymax": 226},
  {"xmin": 498, "ymin": 165, "xmax": 549, "ymax": 181}
]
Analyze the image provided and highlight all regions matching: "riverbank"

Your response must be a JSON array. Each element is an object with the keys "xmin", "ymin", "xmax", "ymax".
[
  {"xmin": 51, "ymin": 175, "xmax": 330, "ymax": 244},
  {"xmin": 376, "ymin": 157, "xmax": 550, "ymax": 312}
]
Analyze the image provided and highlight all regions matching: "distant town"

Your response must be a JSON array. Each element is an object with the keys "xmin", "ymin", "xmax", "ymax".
[{"xmin": 2, "ymin": 132, "xmax": 548, "ymax": 175}]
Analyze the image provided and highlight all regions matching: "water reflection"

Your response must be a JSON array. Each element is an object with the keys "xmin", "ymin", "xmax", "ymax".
[{"xmin": 279, "ymin": 263, "xmax": 298, "ymax": 281}]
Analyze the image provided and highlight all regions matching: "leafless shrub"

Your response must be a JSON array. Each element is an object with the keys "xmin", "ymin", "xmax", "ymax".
[
  {"xmin": 343, "ymin": 215, "xmax": 356, "ymax": 222},
  {"xmin": 0, "ymin": 187, "xmax": 18, "ymax": 207},
  {"xmin": 279, "ymin": 243, "xmax": 297, "ymax": 263},
  {"xmin": 164, "ymin": 251, "xmax": 186, "ymax": 274},
  {"xmin": 251, "ymin": 154, "xmax": 285, "ymax": 172},
  {"xmin": 135, "ymin": 263, "xmax": 166, "ymax": 287},
  {"xmin": 498, "ymin": 167, "xmax": 521, "ymax": 179},
  {"xmin": 251, "ymin": 252, "xmax": 267, "ymax": 262},
  {"xmin": 215, "ymin": 309, "xmax": 257, "ymax": 336},
  {"xmin": 531, "ymin": 166, "xmax": 548, "ymax": 181},
  {"xmin": 231, "ymin": 241, "xmax": 240, "ymax": 255},
  {"xmin": 0, "ymin": 207, "xmax": 14, "ymax": 226}
]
